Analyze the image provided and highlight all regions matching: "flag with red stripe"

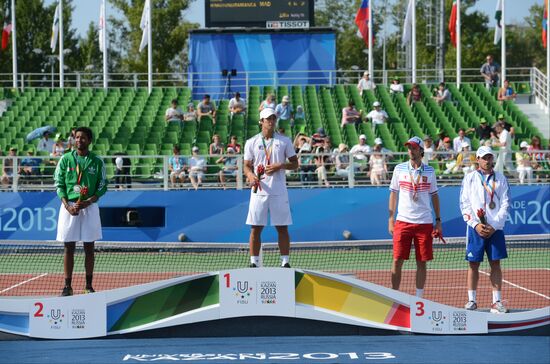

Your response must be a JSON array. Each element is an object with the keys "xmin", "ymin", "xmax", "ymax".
[
  {"xmin": 543, "ymin": 0, "xmax": 548, "ymax": 48},
  {"xmin": 448, "ymin": 0, "xmax": 457, "ymax": 48},
  {"xmin": 355, "ymin": 0, "xmax": 372, "ymax": 47},
  {"xmin": 2, "ymin": 5, "xmax": 12, "ymax": 51}
]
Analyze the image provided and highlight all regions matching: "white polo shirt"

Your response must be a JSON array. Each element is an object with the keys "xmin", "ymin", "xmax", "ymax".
[
  {"xmin": 244, "ymin": 132, "xmax": 295, "ymax": 196},
  {"xmin": 366, "ymin": 109, "xmax": 388, "ymax": 125},
  {"xmin": 459, "ymin": 170, "xmax": 510, "ymax": 231},
  {"xmin": 390, "ymin": 161, "xmax": 438, "ymax": 224}
]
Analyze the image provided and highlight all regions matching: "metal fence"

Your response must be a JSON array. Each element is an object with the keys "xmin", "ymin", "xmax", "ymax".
[{"xmin": 1, "ymin": 150, "xmax": 549, "ymax": 193}]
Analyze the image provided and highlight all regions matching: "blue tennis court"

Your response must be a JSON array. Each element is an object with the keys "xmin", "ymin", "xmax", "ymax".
[{"xmin": 2, "ymin": 336, "xmax": 549, "ymax": 363}]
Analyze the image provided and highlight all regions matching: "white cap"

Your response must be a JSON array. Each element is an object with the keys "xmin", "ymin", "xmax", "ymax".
[
  {"xmin": 359, "ymin": 134, "xmax": 367, "ymax": 140},
  {"xmin": 373, "ymin": 101, "xmax": 381, "ymax": 107},
  {"xmin": 192, "ymin": 146, "xmax": 199, "ymax": 152},
  {"xmin": 520, "ymin": 141, "xmax": 529, "ymax": 149},
  {"xmin": 476, "ymin": 146, "xmax": 494, "ymax": 158},
  {"xmin": 405, "ymin": 136, "xmax": 424, "ymax": 149},
  {"xmin": 461, "ymin": 141, "xmax": 470, "ymax": 149},
  {"xmin": 363, "ymin": 71, "xmax": 369, "ymax": 76},
  {"xmin": 282, "ymin": 95, "xmax": 289, "ymax": 102},
  {"xmin": 300, "ymin": 143, "xmax": 312, "ymax": 152},
  {"xmin": 374, "ymin": 137, "xmax": 383, "ymax": 145},
  {"xmin": 259, "ymin": 108, "xmax": 276, "ymax": 119},
  {"xmin": 227, "ymin": 147, "xmax": 235, "ymax": 153}
]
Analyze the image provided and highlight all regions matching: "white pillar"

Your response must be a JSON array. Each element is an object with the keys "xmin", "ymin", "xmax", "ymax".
[
  {"xmin": 102, "ymin": 0, "xmax": 108, "ymax": 90},
  {"xmin": 59, "ymin": 0, "xmax": 64, "ymax": 89},
  {"xmin": 368, "ymin": 0, "xmax": 374, "ymax": 80},
  {"xmin": 11, "ymin": 0, "xmax": 17, "ymax": 89},
  {"xmin": 411, "ymin": 0, "xmax": 416, "ymax": 83},
  {"xmin": 547, "ymin": 0, "xmax": 549, "ymax": 113},
  {"xmin": 501, "ymin": 0, "xmax": 506, "ymax": 84},
  {"xmin": 147, "ymin": 0, "xmax": 152, "ymax": 94},
  {"xmin": 456, "ymin": 0, "xmax": 461, "ymax": 88}
]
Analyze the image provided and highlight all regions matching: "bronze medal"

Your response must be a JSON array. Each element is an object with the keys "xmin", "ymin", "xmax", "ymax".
[{"xmin": 489, "ymin": 201, "xmax": 496, "ymax": 209}]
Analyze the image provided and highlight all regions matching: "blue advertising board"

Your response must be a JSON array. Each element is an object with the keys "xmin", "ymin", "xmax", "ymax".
[{"xmin": 0, "ymin": 186, "xmax": 548, "ymax": 242}]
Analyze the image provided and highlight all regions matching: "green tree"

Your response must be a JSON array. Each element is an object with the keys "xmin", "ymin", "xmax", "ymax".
[{"xmin": 109, "ymin": 0, "xmax": 198, "ymax": 73}]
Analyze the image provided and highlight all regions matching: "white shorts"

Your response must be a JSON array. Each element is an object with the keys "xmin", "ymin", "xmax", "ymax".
[
  {"xmin": 246, "ymin": 193, "xmax": 292, "ymax": 226},
  {"xmin": 56, "ymin": 202, "xmax": 102, "ymax": 243}
]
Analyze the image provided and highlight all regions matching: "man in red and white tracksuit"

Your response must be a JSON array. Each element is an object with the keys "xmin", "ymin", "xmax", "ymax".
[{"xmin": 388, "ymin": 136, "xmax": 442, "ymax": 297}]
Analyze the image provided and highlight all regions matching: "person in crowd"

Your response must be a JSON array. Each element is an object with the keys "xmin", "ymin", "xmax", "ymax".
[
  {"xmin": 51, "ymin": 134, "xmax": 66, "ymax": 158},
  {"xmin": 527, "ymin": 136, "xmax": 547, "ymax": 175},
  {"xmin": 492, "ymin": 122, "xmax": 514, "ymax": 174},
  {"xmin": 495, "ymin": 114, "xmax": 515, "ymax": 140},
  {"xmin": 366, "ymin": 101, "xmax": 388, "ymax": 134},
  {"xmin": 114, "ymin": 153, "xmax": 132, "ymax": 189},
  {"xmin": 434, "ymin": 129, "xmax": 447, "ymax": 150},
  {"xmin": 311, "ymin": 127, "xmax": 329, "ymax": 148},
  {"xmin": 67, "ymin": 128, "xmax": 77, "ymax": 150},
  {"xmin": 422, "ymin": 136, "xmax": 435, "ymax": 165},
  {"xmin": 515, "ymin": 141, "xmax": 534, "ymax": 184},
  {"xmin": 54, "ymin": 127, "xmax": 107, "ymax": 296},
  {"xmin": 258, "ymin": 94, "xmax": 276, "ymax": 112},
  {"xmin": 293, "ymin": 133, "xmax": 311, "ymax": 152},
  {"xmin": 209, "ymin": 134, "xmax": 224, "ymax": 156},
  {"xmin": 357, "ymin": 71, "xmax": 376, "ymax": 95},
  {"xmin": 165, "ymin": 99, "xmax": 184, "ymax": 123},
  {"xmin": 183, "ymin": 103, "xmax": 197, "ymax": 123},
  {"xmin": 229, "ymin": 92, "xmax": 247, "ymax": 116},
  {"xmin": 480, "ymin": 54, "xmax": 501, "ymax": 88},
  {"xmin": 437, "ymin": 137, "xmax": 455, "ymax": 173},
  {"xmin": 314, "ymin": 143, "xmax": 331, "ymax": 187},
  {"xmin": 369, "ymin": 144, "xmax": 388, "ymax": 185},
  {"xmin": 197, "ymin": 94, "xmax": 216, "ymax": 122},
  {"xmin": 374, "ymin": 137, "xmax": 394, "ymax": 163},
  {"xmin": 432, "ymin": 82, "xmax": 451, "ymax": 105},
  {"xmin": 297, "ymin": 142, "xmax": 316, "ymax": 184},
  {"xmin": 20, "ymin": 149, "xmax": 42, "ymax": 178},
  {"xmin": 294, "ymin": 105, "xmax": 305, "ymax": 120},
  {"xmin": 1, "ymin": 147, "xmax": 18, "ymax": 187},
  {"xmin": 227, "ymin": 135, "xmax": 242, "ymax": 154},
  {"xmin": 341, "ymin": 100, "xmax": 363, "ymax": 129},
  {"xmin": 407, "ymin": 83, "xmax": 422, "ymax": 105},
  {"xmin": 350, "ymin": 134, "xmax": 371, "ymax": 168},
  {"xmin": 188, "ymin": 146, "xmax": 206, "ymax": 190},
  {"xmin": 389, "ymin": 77, "xmax": 404, "ymax": 94},
  {"xmin": 452, "ymin": 142, "xmax": 477, "ymax": 175},
  {"xmin": 388, "ymin": 136, "xmax": 441, "ymax": 298},
  {"xmin": 460, "ymin": 146, "xmax": 510, "ymax": 314},
  {"xmin": 168, "ymin": 145, "xmax": 187, "ymax": 188},
  {"xmin": 38, "ymin": 131, "xmax": 55, "ymax": 153},
  {"xmin": 453, "ymin": 128, "xmax": 471, "ymax": 153},
  {"xmin": 275, "ymin": 95, "xmax": 294, "ymax": 123},
  {"xmin": 467, "ymin": 118, "xmax": 492, "ymax": 145},
  {"xmin": 497, "ymin": 80, "xmax": 517, "ymax": 103},
  {"xmin": 217, "ymin": 146, "xmax": 239, "ymax": 189},
  {"xmin": 335, "ymin": 143, "xmax": 351, "ymax": 178}
]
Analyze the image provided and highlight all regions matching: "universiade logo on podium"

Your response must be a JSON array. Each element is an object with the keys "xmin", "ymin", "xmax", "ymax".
[{"xmin": 233, "ymin": 280, "xmax": 253, "ymax": 304}]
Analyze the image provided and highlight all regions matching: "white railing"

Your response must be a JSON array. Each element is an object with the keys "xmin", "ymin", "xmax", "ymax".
[
  {"xmin": 1, "ymin": 151, "xmax": 548, "ymax": 192},
  {"xmin": 532, "ymin": 67, "xmax": 549, "ymax": 114}
]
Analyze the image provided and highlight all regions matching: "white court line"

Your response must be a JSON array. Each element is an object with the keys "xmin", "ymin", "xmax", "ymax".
[
  {"xmin": 479, "ymin": 270, "xmax": 550, "ymax": 300},
  {"xmin": 0, "ymin": 273, "xmax": 48, "ymax": 294}
]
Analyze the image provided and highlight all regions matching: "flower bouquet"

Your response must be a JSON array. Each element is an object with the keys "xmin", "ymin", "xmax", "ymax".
[{"xmin": 252, "ymin": 164, "xmax": 265, "ymax": 193}]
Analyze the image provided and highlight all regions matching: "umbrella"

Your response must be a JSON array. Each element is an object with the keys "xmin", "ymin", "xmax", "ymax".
[{"xmin": 26, "ymin": 125, "xmax": 56, "ymax": 142}]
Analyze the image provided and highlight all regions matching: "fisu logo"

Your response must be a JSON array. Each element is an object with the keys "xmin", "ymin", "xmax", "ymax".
[
  {"xmin": 50, "ymin": 309, "xmax": 62, "ymax": 320},
  {"xmin": 236, "ymin": 281, "xmax": 249, "ymax": 294}
]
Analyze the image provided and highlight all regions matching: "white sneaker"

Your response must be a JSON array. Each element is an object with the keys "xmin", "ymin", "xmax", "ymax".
[
  {"xmin": 490, "ymin": 301, "xmax": 509, "ymax": 314},
  {"xmin": 464, "ymin": 301, "xmax": 478, "ymax": 310}
]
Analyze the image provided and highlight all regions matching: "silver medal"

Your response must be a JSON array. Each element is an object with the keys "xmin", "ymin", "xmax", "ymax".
[{"xmin": 73, "ymin": 184, "xmax": 81, "ymax": 193}]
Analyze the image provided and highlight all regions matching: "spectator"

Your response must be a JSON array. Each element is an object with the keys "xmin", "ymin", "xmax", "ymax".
[
  {"xmin": 258, "ymin": 94, "xmax": 275, "ymax": 112},
  {"xmin": 467, "ymin": 118, "xmax": 492, "ymax": 145},
  {"xmin": 350, "ymin": 134, "xmax": 371, "ymax": 163},
  {"xmin": 497, "ymin": 80, "xmax": 517, "ymax": 103},
  {"xmin": 434, "ymin": 129, "xmax": 447, "ymax": 149},
  {"xmin": 197, "ymin": 94, "xmax": 216, "ymax": 122},
  {"xmin": 209, "ymin": 134, "xmax": 224, "ymax": 156},
  {"xmin": 341, "ymin": 100, "xmax": 363, "ymax": 129},
  {"xmin": 493, "ymin": 122, "xmax": 514, "ymax": 174},
  {"xmin": 527, "ymin": 136, "xmax": 547, "ymax": 173},
  {"xmin": 432, "ymin": 82, "xmax": 451, "ymax": 105},
  {"xmin": 366, "ymin": 101, "xmax": 388, "ymax": 134},
  {"xmin": 1, "ymin": 147, "xmax": 18, "ymax": 187},
  {"xmin": 20, "ymin": 149, "xmax": 42, "ymax": 177},
  {"xmin": 374, "ymin": 137, "xmax": 394, "ymax": 162},
  {"xmin": 480, "ymin": 54, "xmax": 500, "ymax": 89},
  {"xmin": 314, "ymin": 145, "xmax": 331, "ymax": 187},
  {"xmin": 335, "ymin": 143, "xmax": 351, "ymax": 178},
  {"xmin": 113, "ymin": 153, "xmax": 132, "ymax": 189},
  {"xmin": 311, "ymin": 127, "xmax": 328, "ymax": 148},
  {"xmin": 165, "ymin": 99, "xmax": 184, "ymax": 123},
  {"xmin": 407, "ymin": 83, "xmax": 422, "ymax": 105},
  {"xmin": 188, "ymin": 146, "xmax": 206, "ymax": 190},
  {"xmin": 496, "ymin": 114, "xmax": 515, "ymax": 139},
  {"xmin": 67, "ymin": 128, "xmax": 77, "ymax": 150},
  {"xmin": 357, "ymin": 71, "xmax": 375, "ymax": 95},
  {"xmin": 51, "ymin": 134, "xmax": 66, "ymax": 158},
  {"xmin": 229, "ymin": 92, "xmax": 246, "ymax": 116},
  {"xmin": 452, "ymin": 142, "xmax": 477, "ymax": 175},
  {"xmin": 168, "ymin": 145, "xmax": 187, "ymax": 188},
  {"xmin": 437, "ymin": 137, "xmax": 455, "ymax": 172},
  {"xmin": 422, "ymin": 136, "xmax": 435, "ymax": 165},
  {"xmin": 389, "ymin": 77, "xmax": 404, "ymax": 94},
  {"xmin": 293, "ymin": 133, "xmax": 311, "ymax": 152},
  {"xmin": 516, "ymin": 141, "xmax": 533, "ymax": 184},
  {"xmin": 369, "ymin": 144, "xmax": 388, "ymax": 185},
  {"xmin": 297, "ymin": 142, "xmax": 316, "ymax": 184},
  {"xmin": 275, "ymin": 95, "xmax": 294, "ymax": 123},
  {"xmin": 453, "ymin": 128, "xmax": 471, "ymax": 153},
  {"xmin": 37, "ymin": 131, "xmax": 55, "ymax": 153},
  {"xmin": 217, "ymin": 147, "xmax": 239, "ymax": 189},
  {"xmin": 227, "ymin": 135, "xmax": 242, "ymax": 154},
  {"xmin": 294, "ymin": 105, "xmax": 305, "ymax": 120},
  {"xmin": 183, "ymin": 103, "xmax": 197, "ymax": 123}
]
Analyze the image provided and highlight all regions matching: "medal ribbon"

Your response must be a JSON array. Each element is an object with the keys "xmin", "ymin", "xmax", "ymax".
[
  {"xmin": 72, "ymin": 151, "xmax": 88, "ymax": 186},
  {"xmin": 261, "ymin": 137, "xmax": 274, "ymax": 166},
  {"xmin": 408, "ymin": 163, "xmax": 423, "ymax": 201},
  {"xmin": 476, "ymin": 170, "xmax": 495, "ymax": 207}
]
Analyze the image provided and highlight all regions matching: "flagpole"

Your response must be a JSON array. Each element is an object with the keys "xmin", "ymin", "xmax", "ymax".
[
  {"xmin": 456, "ymin": 0, "xmax": 461, "ymax": 88},
  {"xmin": 59, "ymin": 0, "xmax": 64, "ymax": 89},
  {"xmin": 501, "ymin": 0, "xmax": 506, "ymax": 85},
  {"xmin": 411, "ymin": 0, "xmax": 416, "ymax": 83},
  {"xmin": 147, "ymin": 0, "xmax": 152, "ymax": 95},
  {"xmin": 368, "ymin": 0, "xmax": 373, "ymax": 79},
  {"xmin": 11, "ymin": 0, "xmax": 17, "ymax": 89},
  {"xmin": 547, "ymin": 0, "xmax": 549, "ymax": 114},
  {"xmin": 103, "ymin": 0, "xmax": 108, "ymax": 90}
]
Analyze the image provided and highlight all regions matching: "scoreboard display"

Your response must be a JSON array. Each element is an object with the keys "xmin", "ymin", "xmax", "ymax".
[{"xmin": 205, "ymin": 0, "xmax": 314, "ymax": 28}]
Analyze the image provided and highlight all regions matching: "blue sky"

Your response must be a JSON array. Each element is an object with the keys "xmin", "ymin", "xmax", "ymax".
[{"xmin": 44, "ymin": 0, "xmax": 542, "ymax": 39}]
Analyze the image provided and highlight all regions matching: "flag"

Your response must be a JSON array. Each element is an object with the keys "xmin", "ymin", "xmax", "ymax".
[
  {"xmin": 448, "ymin": 0, "xmax": 457, "ymax": 48},
  {"xmin": 50, "ymin": 3, "xmax": 60, "ymax": 51},
  {"xmin": 402, "ymin": 0, "xmax": 413, "ymax": 46},
  {"xmin": 493, "ymin": 0, "xmax": 503, "ymax": 45},
  {"xmin": 139, "ymin": 0, "xmax": 149, "ymax": 52},
  {"xmin": 99, "ymin": 0, "xmax": 105, "ymax": 52},
  {"xmin": 2, "ymin": 3, "xmax": 12, "ymax": 51},
  {"xmin": 543, "ymin": 0, "xmax": 548, "ymax": 48},
  {"xmin": 355, "ymin": 0, "xmax": 372, "ymax": 47}
]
